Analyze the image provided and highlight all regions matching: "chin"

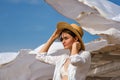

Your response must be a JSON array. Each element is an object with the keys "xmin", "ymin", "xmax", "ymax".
[
  {"xmin": 64, "ymin": 47, "xmax": 67, "ymax": 49},
  {"xmin": 64, "ymin": 46, "xmax": 69, "ymax": 49}
]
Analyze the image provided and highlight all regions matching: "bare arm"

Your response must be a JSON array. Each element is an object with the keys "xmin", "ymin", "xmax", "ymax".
[{"xmin": 39, "ymin": 29, "xmax": 61, "ymax": 53}]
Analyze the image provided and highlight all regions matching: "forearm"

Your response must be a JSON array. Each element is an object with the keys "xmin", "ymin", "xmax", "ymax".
[
  {"xmin": 39, "ymin": 36, "xmax": 56, "ymax": 53},
  {"xmin": 39, "ymin": 29, "xmax": 61, "ymax": 54},
  {"xmin": 70, "ymin": 51, "xmax": 91, "ymax": 66}
]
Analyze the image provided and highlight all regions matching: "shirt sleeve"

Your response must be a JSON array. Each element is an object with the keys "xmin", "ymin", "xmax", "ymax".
[
  {"xmin": 70, "ymin": 51, "xmax": 91, "ymax": 66},
  {"xmin": 29, "ymin": 50, "xmax": 61, "ymax": 65}
]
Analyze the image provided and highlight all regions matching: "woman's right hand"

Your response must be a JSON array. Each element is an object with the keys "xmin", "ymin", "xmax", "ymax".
[
  {"xmin": 51, "ymin": 29, "xmax": 62, "ymax": 40},
  {"xmin": 39, "ymin": 29, "xmax": 62, "ymax": 53}
]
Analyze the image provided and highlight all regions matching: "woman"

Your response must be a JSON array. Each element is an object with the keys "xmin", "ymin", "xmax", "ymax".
[{"xmin": 30, "ymin": 22, "xmax": 91, "ymax": 80}]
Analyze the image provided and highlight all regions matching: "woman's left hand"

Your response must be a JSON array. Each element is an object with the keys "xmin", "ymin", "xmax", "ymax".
[{"xmin": 71, "ymin": 41, "xmax": 81, "ymax": 55}]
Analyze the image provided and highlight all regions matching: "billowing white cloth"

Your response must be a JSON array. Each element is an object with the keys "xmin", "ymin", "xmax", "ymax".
[
  {"xmin": 45, "ymin": 0, "xmax": 120, "ymax": 44},
  {"xmin": 78, "ymin": 0, "xmax": 120, "ymax": 21},
  {"xmin": 45, "ymin": 0, "xmax": 98, "ymax": 19},
  {"xmin": 45, "ymin": 0, "xmax": 120, "ymax": 21},
  {"xmin": 0, "ymin": 50, "xmax": 54, "ymax": 80},
  {"xmin": 0, "ymin": 52, "xmax": 19, "ymax": 65}
]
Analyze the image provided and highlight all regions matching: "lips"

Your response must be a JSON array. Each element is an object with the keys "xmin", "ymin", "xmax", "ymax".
[
  {"xmin": 63, "ymin": 44, "xmax": 66, "ymax": 48},
  {"xmin": 63, "ymin": 43, "xmax": 66, "ymax": 47}
]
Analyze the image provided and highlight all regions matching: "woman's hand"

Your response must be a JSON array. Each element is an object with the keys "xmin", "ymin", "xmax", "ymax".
[
  {"xmin": 51, "ymin": 29, "xmax": 62, "ymax": 40},
  {"xmin": 71, "ymin": 41, "xmax": 81, "ymax": 55},
  {"xmin": 39, "ymin": 29, "xmax": 61, "ymax": 53}
]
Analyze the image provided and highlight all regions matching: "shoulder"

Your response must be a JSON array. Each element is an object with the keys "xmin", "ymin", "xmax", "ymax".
[
  {"xmin": 82, "ymin": 51, "xmax": 90, "ymax": 54},
  {"xmin": 79, "ymin": 50, "xmax": 91, "ymax": 57},
  {"xmin": 80, "ymin": 50, "xmax": 90, "ymax": 54}
]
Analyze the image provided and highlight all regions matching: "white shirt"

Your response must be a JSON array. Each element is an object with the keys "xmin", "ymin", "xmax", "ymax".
[{"xmin": 33, "ymin": 50, "xmax": 91, "ymax": 80}]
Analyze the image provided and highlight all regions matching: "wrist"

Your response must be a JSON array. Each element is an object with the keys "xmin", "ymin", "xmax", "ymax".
[
  {"xmin": 71, "ymin": 48, "xmax": 79, "ymax": 55},
  {"xmin": 49, "ymin": 35, "xmax": 56, "ymax": 41}
]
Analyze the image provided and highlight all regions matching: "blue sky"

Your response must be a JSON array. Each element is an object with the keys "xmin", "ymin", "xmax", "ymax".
[{"xmin": 0, "ymin": 0, "xmax": 120, "ymax": 52}]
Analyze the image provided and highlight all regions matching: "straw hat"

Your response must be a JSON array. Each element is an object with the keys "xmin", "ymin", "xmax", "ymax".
[{"xmin": 57, "ymin": 22, "xmax": 85, "ymax": 50}]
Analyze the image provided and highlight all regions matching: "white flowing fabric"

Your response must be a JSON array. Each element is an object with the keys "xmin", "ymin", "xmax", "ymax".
[
  {"xmin": 0, "ymin": 52, "xmax": 19, "ymax": 66},
  {"xmin": 45, "ymin": 0, "xmax": 120, "ymax": 44},
  {"xmin": 0, "ymin": 50, "xmax": 54, "ymax": 80}
]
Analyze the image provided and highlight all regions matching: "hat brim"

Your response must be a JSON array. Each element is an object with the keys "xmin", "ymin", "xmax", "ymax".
[{"xmin": 57, "ymin": 22, "xmax": 85, "ymax": 50}]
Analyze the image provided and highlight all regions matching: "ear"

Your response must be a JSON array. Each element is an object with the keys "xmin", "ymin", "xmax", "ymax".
[{"xmin": 74, "ymin": 36, "xmax": 79, "ymax": 41}]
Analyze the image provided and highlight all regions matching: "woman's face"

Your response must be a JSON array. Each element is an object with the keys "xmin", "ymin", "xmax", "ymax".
[{"xmin": 61, "ymin": 32, "xmax": 76, "ymax": 50}]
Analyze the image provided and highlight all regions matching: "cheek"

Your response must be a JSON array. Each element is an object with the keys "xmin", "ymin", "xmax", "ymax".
[{"xmin": 65, "ymin": 39, "xmax": 75, "ymax": 47}]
